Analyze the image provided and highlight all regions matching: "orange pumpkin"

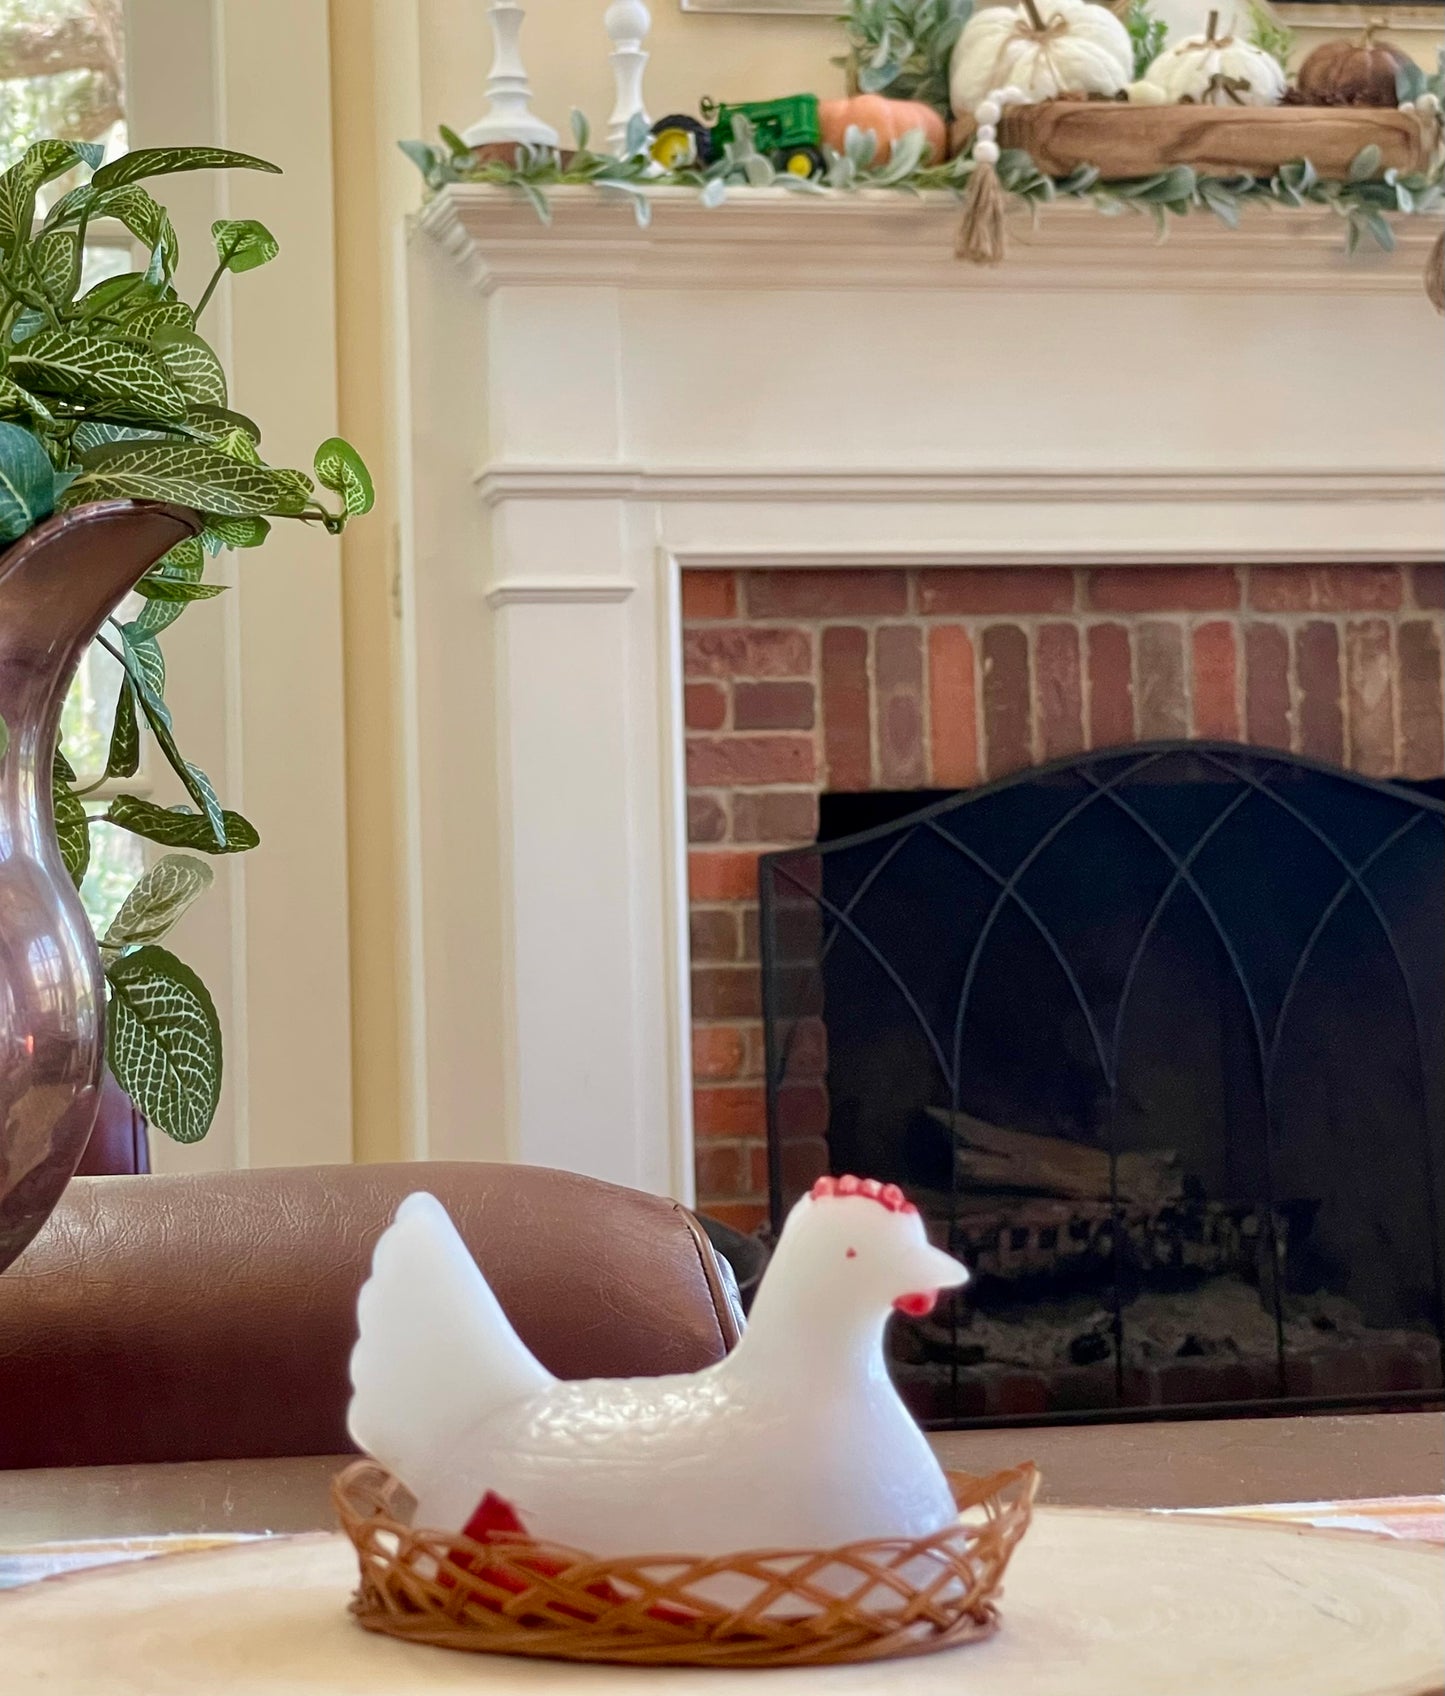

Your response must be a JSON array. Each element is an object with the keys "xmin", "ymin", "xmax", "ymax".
[{"xmin": 818, "ymin": 95, "xmax": 947, "ymax": 165}]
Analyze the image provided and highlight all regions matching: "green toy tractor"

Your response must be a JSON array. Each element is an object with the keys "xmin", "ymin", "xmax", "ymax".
[{"xmin": 648, "ymin": 94, "xmax": 826, "ymax": 180}]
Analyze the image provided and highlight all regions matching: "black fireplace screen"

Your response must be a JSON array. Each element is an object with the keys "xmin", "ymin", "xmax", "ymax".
[{"xmin": 758, "ymin": 743, "xmax": 1445, "ymax": 1425}]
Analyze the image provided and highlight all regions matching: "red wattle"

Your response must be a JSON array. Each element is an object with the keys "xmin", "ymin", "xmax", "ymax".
[{"xmin": 893, "ymin": 1290, "xmax": 938, "ymax": 1317}]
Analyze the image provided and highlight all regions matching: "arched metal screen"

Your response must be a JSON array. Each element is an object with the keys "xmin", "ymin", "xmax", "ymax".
[{"xmin": 759, "ymin": 743, "xmax": 1445, "ymax": 1425}]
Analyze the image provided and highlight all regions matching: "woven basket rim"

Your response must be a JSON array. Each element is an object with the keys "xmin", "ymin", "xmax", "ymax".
[{"xmin": 333, "ymin": 1457, "xmax": 1039, "ymax": 1668}]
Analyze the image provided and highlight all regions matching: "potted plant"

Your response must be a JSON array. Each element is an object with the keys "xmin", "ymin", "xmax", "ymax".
[{"xmin": 0, "ymin": 139, "xmax": 372, "ymax": 1275}]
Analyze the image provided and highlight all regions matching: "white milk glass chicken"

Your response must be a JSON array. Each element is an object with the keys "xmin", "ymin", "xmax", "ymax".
[{"xmin": 348, "ymin": 1175, "xmax": 970, "ymax": 1565}]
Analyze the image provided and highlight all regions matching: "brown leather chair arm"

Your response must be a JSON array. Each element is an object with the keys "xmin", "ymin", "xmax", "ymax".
[{"xmin": 0, "ymin": 1162, "xmax": 741, "ymax": 1470}]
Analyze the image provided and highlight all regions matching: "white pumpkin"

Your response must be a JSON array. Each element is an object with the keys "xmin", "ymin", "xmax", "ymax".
[
  {"xmin": 1141, "ymin": 10, "xmax": 1286, "ymax": 105},
  {"xmin": 949, "ymin": 0, "xmax": 1134, "ymax": 115}
]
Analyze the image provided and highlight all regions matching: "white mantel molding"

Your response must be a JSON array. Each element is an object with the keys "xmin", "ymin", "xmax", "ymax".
[
  {"xmin": 475, "ymin": 463, "xmax": 1444, "ymax": 510},
  {"xmin": 419, "ymin": 184, "xmax": 1443, "ymax": 296}
]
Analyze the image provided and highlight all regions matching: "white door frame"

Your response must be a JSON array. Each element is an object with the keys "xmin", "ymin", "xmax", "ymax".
[{"xmin": 125, "ymin": 0, "xmax": 353, "ymax": 1171}]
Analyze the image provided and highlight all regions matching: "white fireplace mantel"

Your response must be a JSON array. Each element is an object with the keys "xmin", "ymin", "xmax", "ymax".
[{"xmin": 393, "ymin": 184, "xmax": 1444, "ymax": 1199}]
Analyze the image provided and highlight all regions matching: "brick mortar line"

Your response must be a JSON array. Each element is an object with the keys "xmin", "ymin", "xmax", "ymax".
[
  {"xmin": 684, "ymin": 605, "xmax": 1438, "ymax": 641},
  {"xmin": 706, "ymin": 562, "xmax": 1440, "ymax": 617}
]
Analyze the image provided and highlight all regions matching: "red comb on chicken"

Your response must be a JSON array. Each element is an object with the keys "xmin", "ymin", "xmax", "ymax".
[{"xmin": 811, "ymin": 1173, "xmax": 917, "ymax": 1214}]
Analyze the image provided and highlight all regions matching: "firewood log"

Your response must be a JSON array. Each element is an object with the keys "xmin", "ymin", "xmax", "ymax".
[{"xmin": 928, "ymin": 1109, "xmax": 1183, "ymax": 1207}]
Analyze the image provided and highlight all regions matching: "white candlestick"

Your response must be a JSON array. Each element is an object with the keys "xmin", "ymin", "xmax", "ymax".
[
  {"xmin": 462, "ymin": 0, "xmax": 559, "ymax": 150},
  {"xmin": 605, "ymin": 0, "xmax": 651, "ymax": 155}
]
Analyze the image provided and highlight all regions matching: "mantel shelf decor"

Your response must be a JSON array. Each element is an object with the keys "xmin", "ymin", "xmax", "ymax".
[
  {"xmin": 403, "ymin": 96, "xmax": 1445, "ymax": 308},
  {"xmin": 416, "ymin": 179, "xmax": 1441, "ymax": 299}
]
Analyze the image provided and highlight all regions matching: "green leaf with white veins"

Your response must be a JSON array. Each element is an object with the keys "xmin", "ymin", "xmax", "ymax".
[
  {"xmin": 68, "ymin": 442, "xmax": 310, "ymax": 516},
  {"xmin": 12, "ymin": 331, "xmax": 187, "ymax": 420},
  {"xmin": 132, "ymin": 577, "xmax": 226, "ymax": 604},
  {"xmin": 106, "ymin": 944, "xmax": 222, "ymax": 1144},
  {"xmin": 90, "ymin": 146, "xmax": 280, "ymax": 194},
  {"xmin": 118, "ymin": 302, "xmax": 195, "ymax": 343},
  {"xmin": 204, "ymin": 515, "xmax": 269, "ymax": 550},
  {"xmin": 107, "ymin": 678, "xmax": 140, "ymax": 779},
  {"xmin": 152, "ymin": 536, "xmax": 205, "ymax": 580},
  {"xmin": 105, "ymin": 794, "xmax": 259, "ymax": 854},
  {"xmin": 214, "ymin": 427, "xmax": 261, "ymax": 465},
  {"xmin": 110, "ymin": 638, "xmax": 226, "ymax": 846},
  {"xmin": 0, "ymin": 375, "xmax": 56, "ymax": 429},
  {"xmin": 211, "ymin": 218, "xmax": 279, "ymax": 274},
  {"xmin": 103, "ymin": 855, "xmax": 214, "ymax": 956},
  {"xmin": 109, "ymin": 620, "xmax": 224, "ymax": 841},
  {"xmin": 52, "ymin": 755, "xmax": 90, "ymax": 886},
  {"xmin": 91, "ymin": 187, "xmax": 179, "ymax": 274},
  {"xmin": 115, "ymin": 620, "xmax": 166, "ymax": 699},
  {"xmin": 151, "ymin": 329, "xmax": 228, "ymax": 409},
  {"xmin": 0, "ymin": 421, "xmax": 57, "ymax": 542},
  {"xmin": 314, "ymin": 437, "xmax": 375, "ymax": 516},
  {"xmin": 31, "ymin": 228, "xmax": 81, "ymax": 305},
  {"xmin": 74, "ymin": 271, "xmax": 160, "ymax": 322},
  {"xmin": 0, "ymin": 140, "xmax": 88, "ymax": 252}
]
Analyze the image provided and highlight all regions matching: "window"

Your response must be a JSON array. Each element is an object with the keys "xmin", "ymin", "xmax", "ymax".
[
  {"xmin": 3, "ymin": 1, "xmax": 139, "ymax": 933},
  {"xmin": 0, "ymin": 1, "xmax": 126, "ymax": 178}
]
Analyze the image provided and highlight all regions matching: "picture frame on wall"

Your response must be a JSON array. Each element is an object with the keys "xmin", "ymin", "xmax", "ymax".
[
  {"xmin": 1274, "ymin": 2, "xmax": 1444, "ymax": 26},
  {"xmin": 681, "ymin": 0, "xmax": 1444, "ymax": 17},
  {"xmin": 680, "ymin": 0, "xmax": 837, "ymax": 13}
]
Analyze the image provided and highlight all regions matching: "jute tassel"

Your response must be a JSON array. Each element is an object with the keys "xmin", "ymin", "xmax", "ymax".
[
  {"xmin": 956, "ymin": 157, "xmax": 1008, "ymax": 264},
  {"xmin": 1426, "ymin": 228, "xmax": 1444, "ymax": 315}
]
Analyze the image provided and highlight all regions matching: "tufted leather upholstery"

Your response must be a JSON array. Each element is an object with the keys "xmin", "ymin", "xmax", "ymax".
[{"xmin": 0, "ymin": 1162, "xmax": 742, "ymax": 1470}]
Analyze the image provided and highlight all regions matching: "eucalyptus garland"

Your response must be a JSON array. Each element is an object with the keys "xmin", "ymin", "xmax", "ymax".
[
  {"xmin": 0, "ymin": 139, "xmax": 374, "ymax": 1147},
  {"xmin": 403, "ymin": 72, "xmax": 1444, "ymax": 262}
]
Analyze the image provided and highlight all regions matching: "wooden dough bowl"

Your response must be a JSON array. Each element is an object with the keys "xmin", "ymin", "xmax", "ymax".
[{"xmin": 950, "ymin": 104, "xmax": 1438, "ymax": 180}]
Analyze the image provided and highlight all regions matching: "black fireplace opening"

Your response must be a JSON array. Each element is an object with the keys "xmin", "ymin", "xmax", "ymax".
[{"xmin": 759, "ymin": 743, "xmax": 1445, "ymax": 1426}]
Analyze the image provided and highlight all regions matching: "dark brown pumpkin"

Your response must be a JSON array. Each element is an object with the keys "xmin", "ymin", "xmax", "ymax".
[{"xmin": 1295, "ymin": 27, "xmax": 1411, "ymax": 108}]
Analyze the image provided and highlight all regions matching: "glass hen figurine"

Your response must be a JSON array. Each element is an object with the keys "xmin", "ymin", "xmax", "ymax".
[{"xmin": 347, "ymin": 1175, "xmax": 969, "ymax": 1558}]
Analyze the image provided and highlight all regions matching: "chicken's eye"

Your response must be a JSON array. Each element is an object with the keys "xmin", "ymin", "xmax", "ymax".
[{"xmin": 845, "ymin": 1247, "xmax": 858, "ymax": 1260}]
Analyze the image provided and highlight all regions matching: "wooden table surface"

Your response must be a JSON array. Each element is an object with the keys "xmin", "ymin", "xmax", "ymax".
[{"xmin": 0, "ymin": 1413, "xmax": 1439, "ymax": 1549}]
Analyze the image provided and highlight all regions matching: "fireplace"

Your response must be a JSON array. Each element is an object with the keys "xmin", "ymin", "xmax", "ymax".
[
  {"xmin": 759, "ymin": 744, "xmax": 1445, "ymax": 1423},
  {"xmin": 683, "ymin": 561, "xmax": 1445, "ymax": 1421}
]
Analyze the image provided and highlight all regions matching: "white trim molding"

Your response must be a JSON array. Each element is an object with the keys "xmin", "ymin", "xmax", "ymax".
[
  {"xmin": 420, "ymin": 184, "xmax": 1444, "ymax": 297},
  {"xmin": 484, "ymin": 578, "xmax": 636, "ymax": 607}
]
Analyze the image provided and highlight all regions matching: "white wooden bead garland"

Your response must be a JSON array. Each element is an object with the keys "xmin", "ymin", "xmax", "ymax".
[
  {"xmin": 956, "ymin": 84, "xmax": 1031, "ymax": 262},
  {"xmin": 971, "ymin": 84, "xmax": 1030, "ymax": 168}
]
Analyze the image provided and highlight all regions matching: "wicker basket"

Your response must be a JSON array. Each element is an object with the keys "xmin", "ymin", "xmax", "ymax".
[{"xmin": 333, "ymin": 1458, "xmax": 1039, "ymax": 1667}]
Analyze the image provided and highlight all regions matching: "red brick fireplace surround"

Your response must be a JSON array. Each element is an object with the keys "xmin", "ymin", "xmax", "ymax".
[{"xmin": 684, "ymin": 563, "xmax": 1445, "ymax": 1232}]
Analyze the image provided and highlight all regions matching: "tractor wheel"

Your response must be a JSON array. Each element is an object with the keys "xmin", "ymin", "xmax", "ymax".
[
  {"xmin": 648, "ymin": 115, "xmax": 712, "ymax": 171},
  {"xmin": 774, "ymin": 144, "xmax": 826, "ymax": 181}
]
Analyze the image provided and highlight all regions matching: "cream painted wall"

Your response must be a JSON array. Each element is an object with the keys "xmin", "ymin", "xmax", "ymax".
[{"xmin": 328, "ymin": 0, "xmax": 1442, "ymax": 1165}]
